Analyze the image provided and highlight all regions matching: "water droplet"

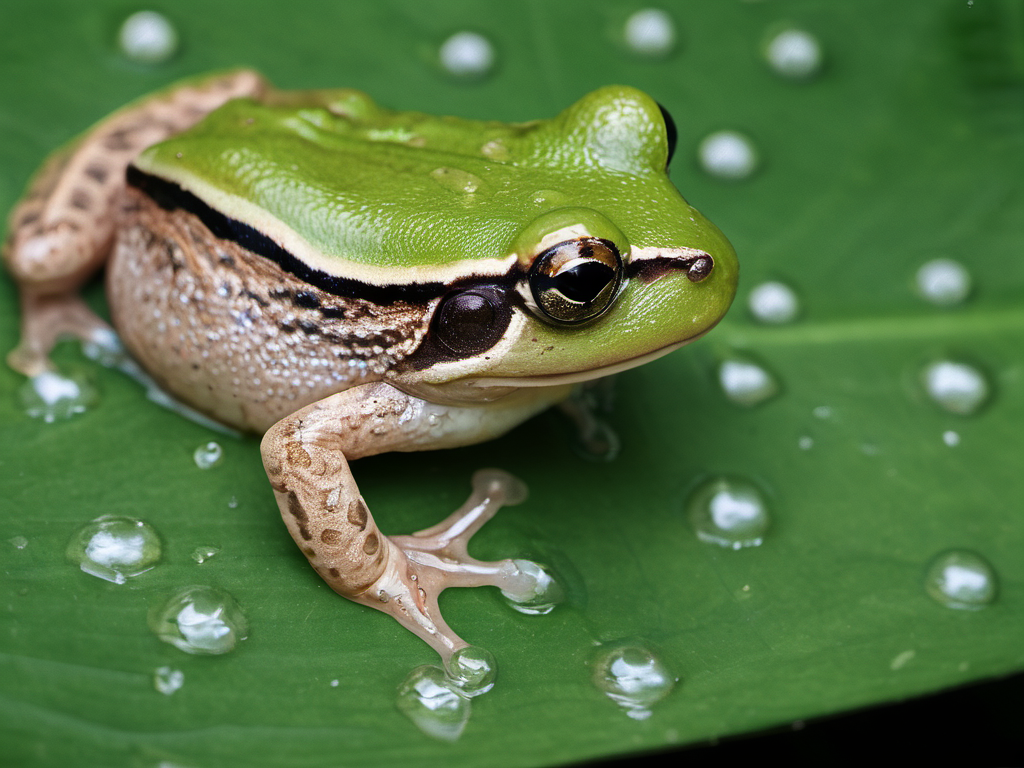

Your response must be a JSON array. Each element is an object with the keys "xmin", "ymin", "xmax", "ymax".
[
  {"xmin": 922, "ymin": 360, "xmax": 989, "ymax": 415},
  {"xmin": 748, "ymin": 280, "xmax": 800, "ymax": 324},
  {"xmin": 890, "ymin": 650, "xmax": 916, "ymax": 670},
  {"xmin": 943, "ymin": 430, "xmax": 961, "ymax": 447},
  {"xmin": 329, "ymin": 679, "xmax": 339, "ymax": 688},
  {"xmin": 118, "ymin": 10, "xmax": 178, "ymax": 64},
  {"xmin": 592, "ymin": 645, "xmax": 675, "ymax": 720},
  {"xmin": 501, "ymin": 559, "xmax": 564, "ymax": 615},
  {"xmin": 153, "ymin": 666, "xmax": 184, "ymax": 695},
  {"xmin": 193, "ymin": 441, "xmax": 223, "ymax": 469},
  {"xmin": 67, "ymin": 515, "xmax": 162, "ymax": 584},
  {"xmin": 447, "ymin": 646, "xmax": 497, "ymax": 697},
  {"xmin": 623, "ymin": 8, "xmax": 677, "ymax": 57},
  {"xmin": 915, "ymin": 258, "xmax": 971, "ymax": 306},
  {"xmin": 191, "ymin": 546, "xmax": 221, "ymax": 564},
  {"xmin": 19, "ymin": 371, "xmax": 97, "ymax": 422},
  {"xmin": 396, "ymin": 665, "xmax": 470, "ymax": 742},
  {"xmin": 228, "ymin": 496, "xmax": 239, "ymax": 509},
  {"xmin": 149, "ymin": 585, "xmax": 248, "ymax": 654},
  {"xmin": 430, "ymin": 166, "xmax": 481, "ymax": 195},
  {"xmin": 924, "ymin": 550, "xmax": 997, "ymax": 610},
  {"xmin": 698, "ymin": 130, "xmax": 758, "ymax": 180},
  {"xmin": 813, "ymin": 405, "xmax": 833, "ymax": 419},
  {"xmin": 438, "ymin": 31, "xmax": 495, "ymax": 79},
  {"xmin": 718, "ymin": 357, "xmax": 779, "ymax": 406},
  {"xmin": 9, "ymin": 536, "xmax": 28, "ymax": 550},
  {"xmin": 764, "ymin": 28, "xmax": 823, "ymax": 79},
  {"xmin": 686, "ymin": 476, "xmax": 770, "ymax": 550},
  {"xmin": 798, "ymin": 435, "xmax": 814, "ymax": 450}
]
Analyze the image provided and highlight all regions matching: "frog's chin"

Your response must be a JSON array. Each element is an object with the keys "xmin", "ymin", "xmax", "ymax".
[{"xmin": 469, "ymin": 332, "xmax": 703, "ymax": 390}]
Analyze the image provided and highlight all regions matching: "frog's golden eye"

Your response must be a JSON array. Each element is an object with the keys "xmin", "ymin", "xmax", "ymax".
[
  {"xmin": 528, "ymin": 238, "xmax": 623, "ymax": 325},
  {"xmin": 433, "ymin": 286, "xmax": 512, "ymax": 356}
]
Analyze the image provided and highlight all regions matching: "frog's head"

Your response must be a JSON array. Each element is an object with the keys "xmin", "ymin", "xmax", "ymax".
[{"xmin": 393, "ymin": 86, "xmax": 738, "ymax": 399}]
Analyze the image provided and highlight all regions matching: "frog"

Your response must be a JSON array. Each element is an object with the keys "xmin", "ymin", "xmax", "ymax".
[{"xmin": 3, "ymin": 70, "xmax": 737, "ymax": 680}]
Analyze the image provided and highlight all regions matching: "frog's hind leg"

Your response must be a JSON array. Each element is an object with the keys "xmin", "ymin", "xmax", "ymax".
[
  {"xmin": 261, "ymin": 381, "xmax": 570, "ymax": 671},
  {"xmin": 3, "ymin": 70, "xmax": 268, "ymax": 376}
]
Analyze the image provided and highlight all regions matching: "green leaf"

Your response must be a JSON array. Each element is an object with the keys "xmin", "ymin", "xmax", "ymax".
[{"xmin": 1, "ymin": 1, "xmax": 1021, "ymax": 766}]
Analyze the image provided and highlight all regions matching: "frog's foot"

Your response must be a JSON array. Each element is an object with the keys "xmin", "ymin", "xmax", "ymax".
[{"xmin": 6, "ymin": 292, "xmax": 115, "ymax": 377}]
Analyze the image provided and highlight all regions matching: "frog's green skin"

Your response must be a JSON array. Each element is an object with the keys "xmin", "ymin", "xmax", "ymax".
[{"xmin": 3, "ymin": 70, "xmax": 737, "ymax": 672}]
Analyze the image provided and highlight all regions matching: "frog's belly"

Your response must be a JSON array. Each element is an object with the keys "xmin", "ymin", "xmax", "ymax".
[{"xmin": 106, "ymin": 189, "xmax": 431, "ymax": 433}]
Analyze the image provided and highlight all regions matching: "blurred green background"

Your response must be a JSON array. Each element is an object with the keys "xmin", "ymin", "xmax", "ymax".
[{"xmin": 1, "ymin": 2, "xmax": 1021, "ymax": 766}]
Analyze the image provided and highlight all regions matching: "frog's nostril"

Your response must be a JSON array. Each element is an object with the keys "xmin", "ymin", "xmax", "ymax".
[{"xmin": 686, "ymin": 255, "xmax": 714, "ymax": 283}]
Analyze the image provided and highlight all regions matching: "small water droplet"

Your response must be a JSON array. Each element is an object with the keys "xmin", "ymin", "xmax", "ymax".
[
  {"xmin": 396, "ymin": 665, "xmax": 471, "ymax": 742},
  {"xmin": 430, "ymin": 166, "xmax": 481, "ymax": 195},
  {"xmin": 447, "ymin": 646, "xmax": 497, "ymax": 697},
  {"xmin": 943, "ymin": 430, "xmax": 961, "ymax": 447},
  {"xmin": 500, "ymin": 559, "xmax": 564, "ymax": 615},
  {"xmin": 924, "ymin": 550, "xmax": 997, "ymax": 610},
  {"xmin": 228, "ymin": 496, "xmax": 238, "ymax": 509},
  {"xmin": 699, "ymin": 130, "xmax": 758, "ymax": 180},
  {"xmin": 118, "ymin": 10, "xmax": 178, "ymax": 64},
  {"xmin": 19, "ymin": 371, "xmax": 97, "ymax": 422},
  {"xmin": 329, "ymin": 679, "xmax": 340, "ymax": 688},
  {"xmin": 623, "ymin": 8, "xmax": 677, "ymax": 57},
  {"xmin": 890, "ymin": 650, "xmax": 916, "ymax": 670},
  {"xmin": 686, "ymin": 476, "xmax": 770, "ymax": 550},
  {"xmin": 9, "ymin": 536, "xmax": 28, "ymax": 550},
  {"xmin": 193, "ymin": 441, "xmax": 223, "ymax": 469},
  {"xmin": 191, "ymin": 546, "xmax": 221, "ymax": 564},
  {"xmin": 718, "ymin": 357, "xmax": 779, "ymax": 406},
  {"xmin": 813, "ymin": 405, "xmax": 833, "ymax": 419},
  {"xmin": 798, "ymin": 435, "xmax": 814, "ymax": 450},
  {"xmin": 748, "ymin": 281, "xmax": 800, "ymax": 324},
  {"xmin": 438, "ymin": 31, "xmax": 495, "ymax": 79},
  {"xmin": 153, "ymin": 666, "xmax": 184, "ymax": 695},
  {"xmin": 592, "ymin": 645, "xmax": 675, "ymax": 720},
  {"xmin": 922, "ymin": 360, "xmax": 989, "ymax": 415},
  {"xmin": 149, "ymin": 585, "xmax": 248, "ymax": 654},
  {"xmin": 915, "ymin": 258, "xmax": 971, "ymax": 306},
  {"xmin": 67, "ymin": 515, "xmax": 162, "ymax": 584},
  {"xmin": 764, "ymin": 28, "xmax": 823, "ymax": 79}
]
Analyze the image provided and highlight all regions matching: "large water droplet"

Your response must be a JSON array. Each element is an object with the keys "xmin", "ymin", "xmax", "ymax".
[
  {"xmin": 922, "ymin": 360, "xmax": 989, "ymax": 415},
  {"xmin": 67, "ymin": 516, "xmax": 162, "ymax": 584},
  {"xmin": 447, "ymin": 646, "xmax": 497, "ymax": 697},
  {"xmin": 748, "ymin": 280, "xmax": 800, "ymax": 324},
  {"xmin": 149, "ymin": 585, "xmax": 248, "ymax": 654},
  {"xmin": 396, "ymin": 665, "xmax": 471, "ymax": 742},
  {"xmin": 699, "ymin": 130, "xmax": 758, "ymax": 180},
  {"xmin": 153, "ymin": 666, "xmax": 184, "ymax": 695},
  {"xmin": 718, "ymin": 357, "xmax": 779, "ymax": 406},
  {"xmin": 623, "ymin": 8, "xmax": 677, "ymax": 57},
  {"xmin": 118, "ymin": 10, "xmax": 178, "ymax": 64},
  {"xmin": 915, "ymin": 258, "xmax": 971, "ymax": 306},
  {"xmin": 687, "ymin": 476, "xmax": 770, "ymax": 550},
  {"xmin": 19, "ymin": 371, "xmax": 97, "ymax": 422},
  {"xmin": 438, "ymin": 31, "xmax": 495, "ymax": 79},
  {"xmin": 592, "ymin": 645, "xmax": 676, "ymax": 720},
  {"xmin": 763, "ymin": 28, "xmax": 823, "ymax": 79},
  {"xmin": 193, "ymin": 441, "xmax": 223, "ymax": 469},
  {"xmin": 10, "ymin": 536, "xmax": 28, "ymax": 550},
  {"xmin": 500, "ymin": 559, "xmax": 564, "ymax": 615},
  {"xmin": 925, "ymin": 550, "xmax": 997, "ymax": 610}
]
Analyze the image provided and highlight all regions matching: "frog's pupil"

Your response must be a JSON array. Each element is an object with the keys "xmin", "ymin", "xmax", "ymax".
[{"xmin": 542, "ymin": 262, "xmax": 615, "ymax": 304}]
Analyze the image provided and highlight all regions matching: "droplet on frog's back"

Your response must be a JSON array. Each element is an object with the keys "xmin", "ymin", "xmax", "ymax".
[
  {"xmin": 396, "ymin": 665, "xmax": 471, "ymax": 742},
  {"xmin": 924, "ymin": 550, "xmax": 997, "ymax": 610},
  {"xmin": 592, "ymin": 644, "xmax": 676, "ymax": 720},
  {"xmin": 430, "ymin": 167, "xmax": 481, "ymax": 195},
  {"xmin": 149, "ymin": 585, "xmax": 248, "ymax": 654},
  {"xmin": 67, "ymin": 515, "xmax": 162, "ymax": 584},
  {"xmin": 686, "ymin": 476, "xmax": 770, "ymax": 550}
]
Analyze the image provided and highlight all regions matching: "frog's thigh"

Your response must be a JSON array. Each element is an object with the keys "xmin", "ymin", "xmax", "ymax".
[
  {"xmin": 3, "ymin": 70, "xmax": 267, "ymax": 375},
  {"xmin": 261, "ymin": 380, "xmax": 568, "ymax": 659}
]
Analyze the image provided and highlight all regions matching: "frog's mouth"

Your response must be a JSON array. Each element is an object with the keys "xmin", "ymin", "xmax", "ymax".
[{"xmin": 467, "ymin": 332, "xmax": 706, "ymax": 390}]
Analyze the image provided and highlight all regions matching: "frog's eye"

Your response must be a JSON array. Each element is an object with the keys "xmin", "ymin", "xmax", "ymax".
[
  {"xmin": 528, "ymin": 238, "xmax": 623, "ymax": 325},
  {"xmin": 656, "ymin": 103, "xmax": 677, "ymax": 170},
  {"xmin": 433, "ymin": 287, "xmax": 512, "ymax": 356}
]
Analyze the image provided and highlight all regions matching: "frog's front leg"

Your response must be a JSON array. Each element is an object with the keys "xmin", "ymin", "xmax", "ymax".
[{"xmin": 261, "ymin": 381, "xmax": 570, "ymax": 668}]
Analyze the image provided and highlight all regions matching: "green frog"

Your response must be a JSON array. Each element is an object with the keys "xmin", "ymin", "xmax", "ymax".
[{"xmin": 3, "ymin": 70, "xmax": 737, "ymax": 681}]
